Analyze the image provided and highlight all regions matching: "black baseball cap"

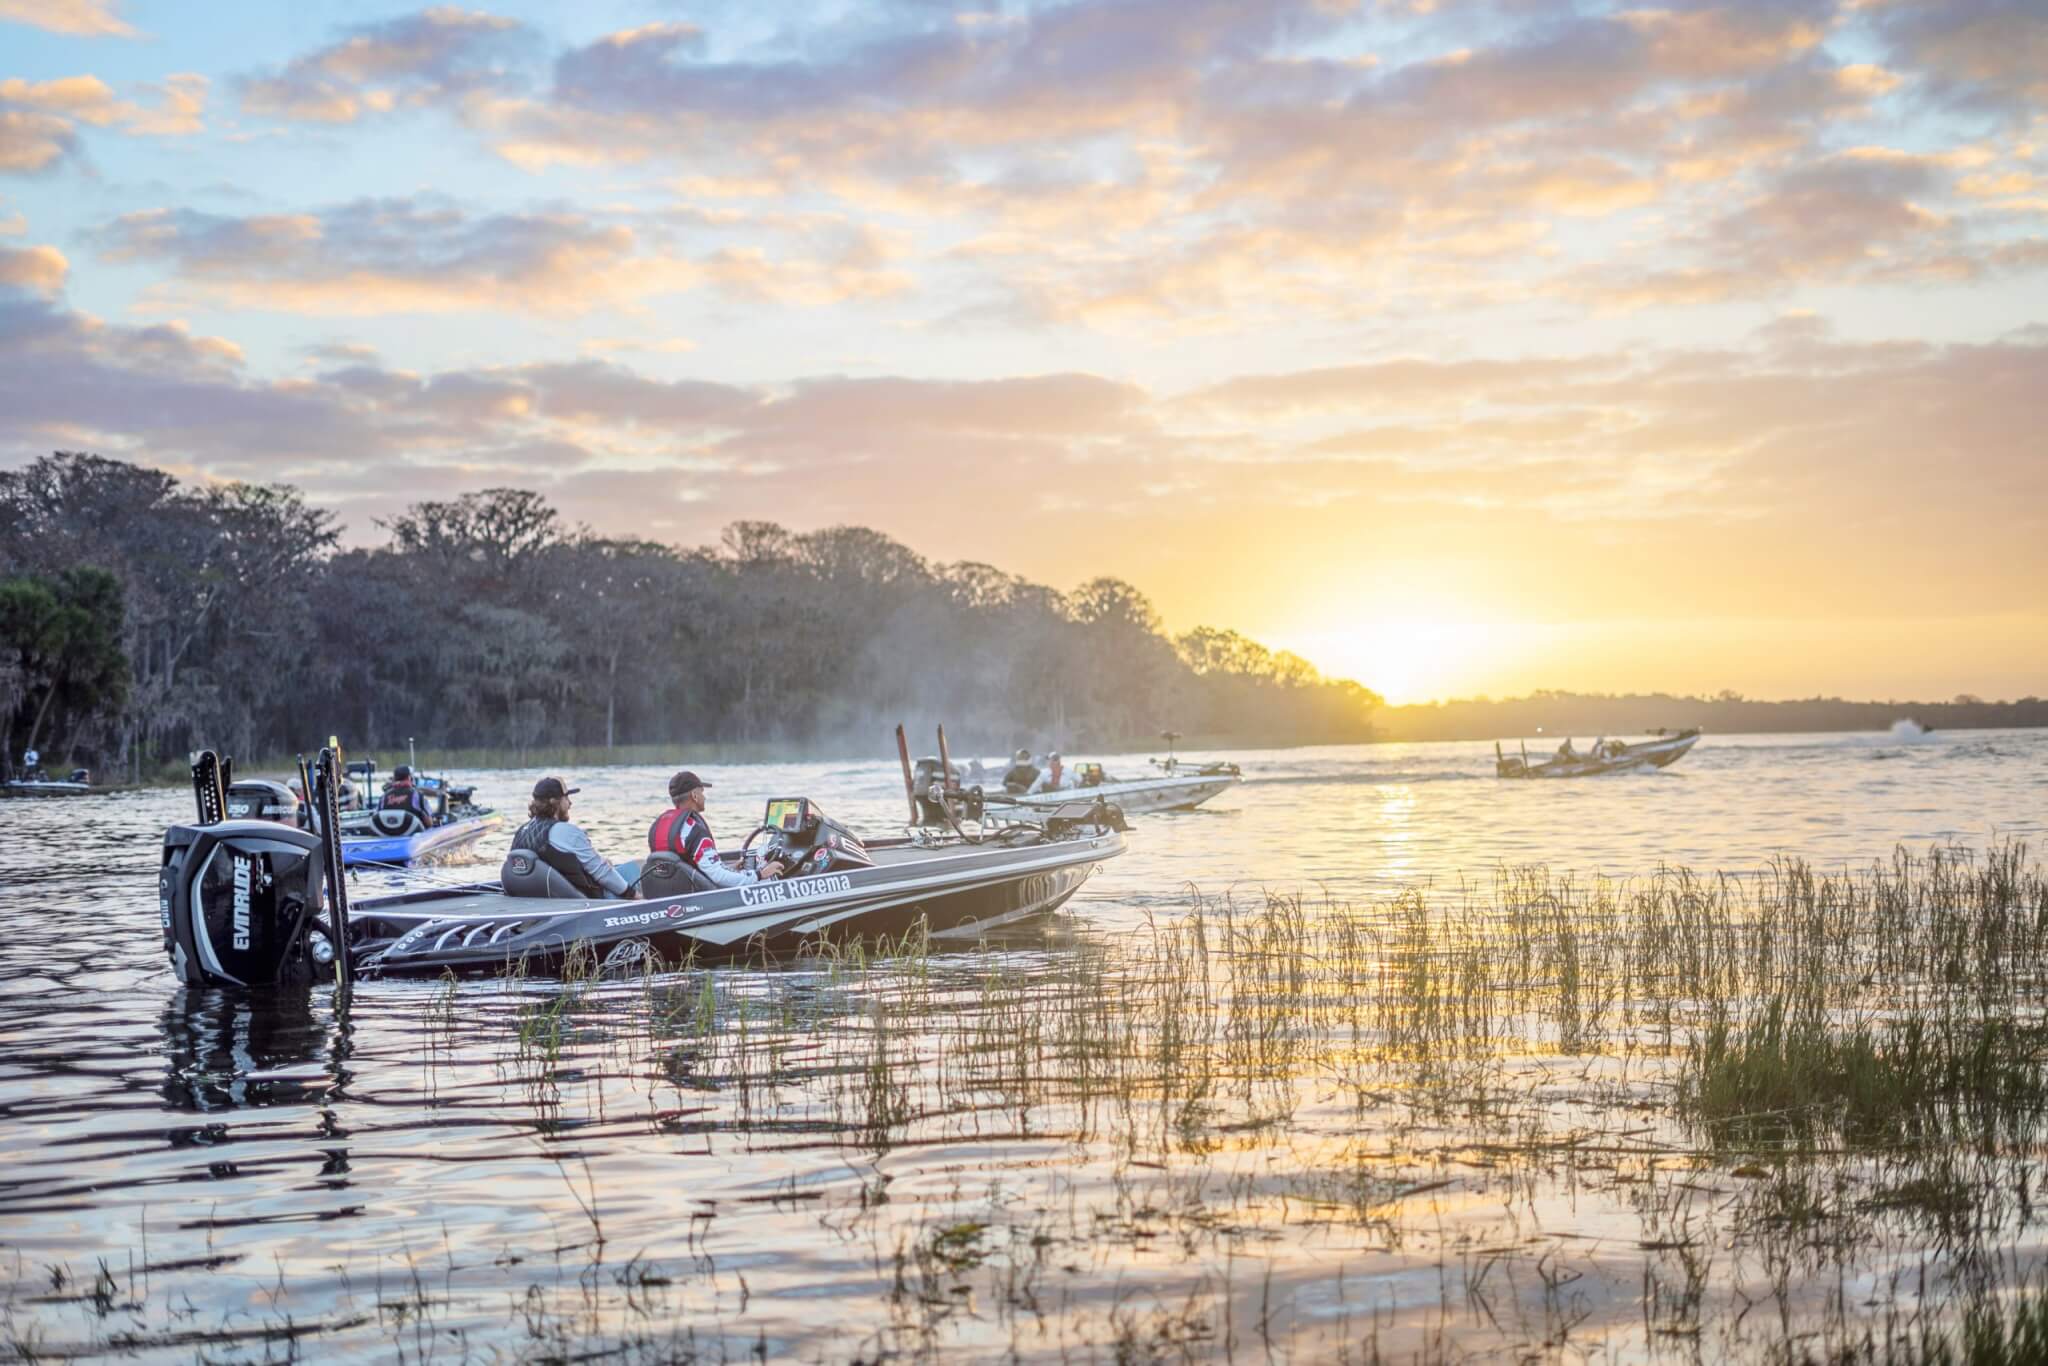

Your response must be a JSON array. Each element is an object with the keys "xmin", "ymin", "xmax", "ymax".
[
  {"xmin": 668, "ymin": 770, "xmax": 712, "ymax": 799},
  {"xmin": 532, "ymin": 776, "xmax": 580, "ymax": 799},
  {"xmin": 393, "ymin": 764, "xmax": 413, "ymax": 780}
]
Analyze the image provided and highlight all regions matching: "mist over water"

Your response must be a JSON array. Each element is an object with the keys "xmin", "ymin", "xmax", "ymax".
[{"xmin": 2, "ymin": 727, "xmax": 2044, "ymax": 1358}]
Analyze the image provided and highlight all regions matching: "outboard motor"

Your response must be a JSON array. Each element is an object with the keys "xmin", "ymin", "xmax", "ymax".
[
  {"xmin": 160, "ymin": 820, "xmax": 326, "ymax": 989},
  {"xmin": 225, "ymin": 779, "xmax": 301, "ymax": 825}
]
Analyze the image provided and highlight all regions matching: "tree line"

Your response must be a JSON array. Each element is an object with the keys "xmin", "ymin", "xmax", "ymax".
[{"xmin": 0, "ymin": 453, "xmax": 1382, "ymax": 779}]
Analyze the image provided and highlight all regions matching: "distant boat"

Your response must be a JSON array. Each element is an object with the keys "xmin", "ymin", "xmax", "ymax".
[
  {"xmin": 1003, "ymin": 760, "xmax": 1242, "ymax": 816},
  {"xmin": 0, "ymin": 767, "xmax": 112, "ymax": 798},
  {"xmin": 1495, "ymin": 729, "xmax": 1700, "ymax": 779}
]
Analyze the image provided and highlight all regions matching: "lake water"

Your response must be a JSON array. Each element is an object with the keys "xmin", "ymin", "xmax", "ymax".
[{"xmin": 3, "ymin": 728, "xmax": 2044, "ymax": 1360}]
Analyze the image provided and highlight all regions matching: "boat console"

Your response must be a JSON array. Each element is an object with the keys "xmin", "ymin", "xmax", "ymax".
[{"xmin": 753, "ymin": 797, "xmax": 876, "ymax": 876}]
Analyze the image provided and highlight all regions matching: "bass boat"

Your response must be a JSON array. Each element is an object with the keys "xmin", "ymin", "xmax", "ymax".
[
  {"xmin": 161, "ymin": 750, "xmax": 1127, "ymax": 987},
  {"xmin": 907, "ymin": 729, "xmax": 1240, "ymax": 821},
  {"xmin": 1495, "ymin": 728, "xmax": 1700, "ymax": 779},
  {"xmin": 1, "ymin": 767, "xmax": 108, "ymax": 798},
  {"xmin": 333, "ymin": 760, "xmax": 501, "ymax": 868},
  {"xmin": 1003, "ymin": 759, "xmax": 1240, "ymax": 816},
  {"xmin": 220, "ymin": 760, "xmax": 500, "ymax": 867}
]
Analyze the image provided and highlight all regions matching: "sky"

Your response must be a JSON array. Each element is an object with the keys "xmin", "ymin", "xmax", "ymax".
[{"xmin": 1, "ymin": 0, "xmax": 2044, "ymax": 704}]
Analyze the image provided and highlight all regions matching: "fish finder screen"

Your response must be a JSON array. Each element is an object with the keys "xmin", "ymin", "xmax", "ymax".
[{"xmin": 764, "ymin": 797, "xmax": 810, "ymax": 833}]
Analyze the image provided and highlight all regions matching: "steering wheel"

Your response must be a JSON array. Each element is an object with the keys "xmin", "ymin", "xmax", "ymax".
[{"xmin": 739, "ymin": 823, "xmax": 793, "ymax": 878}]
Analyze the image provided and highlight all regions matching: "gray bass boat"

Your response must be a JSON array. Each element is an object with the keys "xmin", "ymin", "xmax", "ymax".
[
  {"xmin": 161, "ymin": 750, "xmax": 1128, "ymax": 987},
  {"xmin": 1495, "ymin": 728, "xmax": 1700, "ymax": 779}
]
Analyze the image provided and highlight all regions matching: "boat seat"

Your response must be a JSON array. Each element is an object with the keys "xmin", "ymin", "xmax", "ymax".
[
  {"xmin": 500, "ymin": 850, "xmax": 586, "ymax": 899},
  {"xmin": 634, "ymin": 852, "xmax": 717, "ymax": 899},
  {"xmin": 371, "ymin": 807, "xmax": 428, "ymax": 836}
]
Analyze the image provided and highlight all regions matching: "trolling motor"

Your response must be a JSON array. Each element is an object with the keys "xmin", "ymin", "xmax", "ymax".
[
  {"xmin": 899, "ymin": 724, "xmax": 989, "ymax": 828},
  {"xmin": 162, "ymin": 748, "xmax": 351, "ymax": 990}
]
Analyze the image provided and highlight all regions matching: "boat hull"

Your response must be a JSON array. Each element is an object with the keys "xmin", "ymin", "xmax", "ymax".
[
  {"xmin": 339, "ymin": 813, "xmax": 501, "ymax": 867},
  {"xmin": 349, "ymin": 828, "xmax": 1125, "ymax": 975},
  {"xmin": 1006, "ymin": 773, "xmax": 1239, "ymax": 815},
  {"xmin": 0, "ymin": 781, "xmax": 104, "ymax": 798}
]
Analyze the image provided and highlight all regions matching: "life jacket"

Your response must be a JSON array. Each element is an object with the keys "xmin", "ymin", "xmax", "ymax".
[
  {"xmin": 382, "ymin": 784, "xmax": 432, "ymax": 823},
  {"xmin": 648, "ymin": 808, "xmax": 715, "ymax": 867},
  {"xmin": 512, "ymin": 818, "xmax": 603, "ymax": 897},
  {"xmin": 1002, "ymin": 763, "xmax": 1039, "ymax": 794}
]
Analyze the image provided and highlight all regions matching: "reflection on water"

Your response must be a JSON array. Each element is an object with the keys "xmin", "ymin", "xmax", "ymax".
[
  {"xmin": 1, "ymin": 729, "xmax": 2045, "ymax": 1358},
  {"xmin": 158, "ymin": 987, "xmax": 333, "ymax": 1113}
]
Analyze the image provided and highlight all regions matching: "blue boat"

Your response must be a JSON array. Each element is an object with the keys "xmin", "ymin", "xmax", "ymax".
[
  {"xmin": 330, "ymin": 761, "xmax": 502, "ymax": 868},
  {"xmin": 218, "ymin": 757, "xmax": 501, "ymax": 867},
  {"xmin": 338, "ymin": 812, "xmax": 502, "ymax": 868}
]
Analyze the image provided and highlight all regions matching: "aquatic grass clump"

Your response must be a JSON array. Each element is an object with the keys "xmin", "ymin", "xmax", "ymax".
[
  {"xmin": 1912, "ymin": 1284, "xmax": 2048, "ymax": 1366},
  {"xmin": 1683, "ymin": 997, "xmax": 2048, "ymax": 1147}
]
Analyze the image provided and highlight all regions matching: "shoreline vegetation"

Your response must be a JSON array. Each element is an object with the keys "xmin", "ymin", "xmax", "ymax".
[
  {"xmin": 0, "ymin": 452, "xmax": 1377, "ymax": 784},
  {"xmin": 10, "ymin": 841, "xmax": 2048, "ymax": 1359}
]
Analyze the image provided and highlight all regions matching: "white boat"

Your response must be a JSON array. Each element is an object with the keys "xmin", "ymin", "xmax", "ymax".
[
  {"xmin": 1003, "ymin": 764, "xmax": 1242, "ymax": 815},
  {"xmin": 902, "ymin": 727, "xmax": 1242, "ymax": 824},
  {"xmin": 1496, "ymin": 729, "xmax": 1700, "ymax": 779}
]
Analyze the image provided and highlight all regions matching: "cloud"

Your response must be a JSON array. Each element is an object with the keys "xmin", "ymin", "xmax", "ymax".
[
  {"xmin": 0, "ymin": 0, "xmax": 133, "ymax": 37},
  {"xmin": 1180, "ymin": 356, "xmax": 1622, "ymax": 416},
  {"xmin": 238, "ymin": 6, "xmax": 535, "ymax": 123},
  {"xmin": 0, "ymin": 74, "xmax": 207, "ymax": 134},
  {"xmin": 0, "ymin": 72, "xmax": 206, "ymax": 174},
  {"xmin": 473, "ymin": 0, "xmax": 1352, "ymax": 171},
  {"xmin": 0, "ymin": 110, "xmax": 77, "ymax": 174},
  {"xmin": 88, "ymin": 194, "xmax": 921, "ymax": 316},
  {"xmin": 89, "ymin": 197, "xmax": 697, "ymax": 315},
  {"xmin": 0, "ymin": 243, "xmax": 66, "ymax": 295},
  {"xmin": 1576, "ymin": 145, "xmax": 2048, "ymax": 306},
  {"xmin": 1880, "ymin": 0, "xmax": 2048, "ymax": 116}
]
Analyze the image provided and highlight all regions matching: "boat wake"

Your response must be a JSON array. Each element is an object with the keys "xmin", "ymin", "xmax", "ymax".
[{"xmin": 1248, "ymin": 769, "xmax": 1487, "ymax": 788}]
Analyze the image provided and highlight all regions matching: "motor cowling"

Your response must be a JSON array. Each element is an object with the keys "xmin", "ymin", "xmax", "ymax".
[
  {"xmin": 160, "ymin": 820, "xmax": 326, "ymax": 989},
  {"xmin": 225, "ymin": 779, "xmax": 300, "ymax": 825}
]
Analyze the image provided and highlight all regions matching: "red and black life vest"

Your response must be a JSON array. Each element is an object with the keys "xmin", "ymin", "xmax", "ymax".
[{"xmin": 648, "ymin": 808, "xmax": 715, "ymax": 867}]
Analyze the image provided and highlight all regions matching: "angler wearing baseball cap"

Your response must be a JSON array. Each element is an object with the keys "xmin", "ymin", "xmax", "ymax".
[
  {"xmin": 1001, "ymin": 748, "xmax": 1040, "ymax": 795},
  {"xmin": 510, "ymin": 776, "xmax": 628, "ymax": 898},
  {"xmin": 649, "ymin": 770, "xmax": 788, "ymax": 889},
  {"xmin": 379, "ymin": 763, "xmax": 436, "ymax": 828}
]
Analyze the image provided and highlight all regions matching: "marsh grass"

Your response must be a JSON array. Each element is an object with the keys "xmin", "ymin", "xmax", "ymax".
[{"xmin": 11, "ymin": 843, "xmax": 2048, "ymax": 1360}]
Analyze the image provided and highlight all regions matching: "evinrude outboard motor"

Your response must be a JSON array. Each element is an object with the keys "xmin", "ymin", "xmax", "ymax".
[{"xmin": 160, "ymin": 820, "xmax": 327, "ymax": 989}]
